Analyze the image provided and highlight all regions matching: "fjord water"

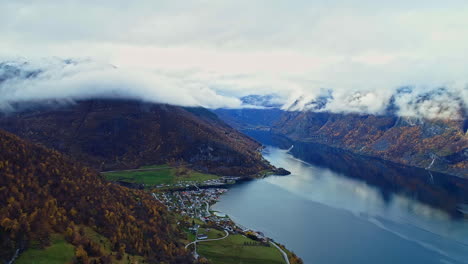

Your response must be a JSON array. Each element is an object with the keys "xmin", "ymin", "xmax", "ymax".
[{"xmin": 212, "ymin": 133, "xmax": 468, "ymax": 264}]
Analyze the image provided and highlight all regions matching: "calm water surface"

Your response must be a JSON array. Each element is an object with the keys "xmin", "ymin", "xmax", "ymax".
[{"xmin": 213, "ymin": 133, "xmax": 468, "ymax": 264}]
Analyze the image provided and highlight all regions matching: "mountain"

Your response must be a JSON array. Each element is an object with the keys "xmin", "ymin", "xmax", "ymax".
[
  {"xmin": 0, "ymin": 60, "xmax": 43, "ymax": 85},
  {"xmin": 211, "ymin": 94, "xmax": 285, "ymax": 130},
  {"xmin": 273, "ymin": 112, "xmax": 468, "ymax": 177},
  {"xmin": 0, "ymin": 129, "xmax": 192, "ymax": 263},
  {"xmin": 239, "ymin": 94, "xmax": 283, "ymax": 108},
  {"xmin": 213, "ymin": 107, "xmax": 467, "ymax": 177},
  {"xmin": 0, "ymin": 99, "xmax": 271, "ymax": 176}
]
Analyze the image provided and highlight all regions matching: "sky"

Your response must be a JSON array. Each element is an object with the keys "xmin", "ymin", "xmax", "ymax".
[{"xmin": 1, "ymin": 0, "xmax": 467, "ymax": 119}]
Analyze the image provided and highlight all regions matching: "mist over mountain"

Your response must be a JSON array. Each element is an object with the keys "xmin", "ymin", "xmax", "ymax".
[
  {"xmin": 0, "ymin": 59, "xmax": 243, "ymax": 110},
  {"xmin": 0, "ymin": 59, "xmax": 466, "ymax": 121},
  {"xmin": 240, "ymin": 94, "xmax": 283, "ymax": 108}
]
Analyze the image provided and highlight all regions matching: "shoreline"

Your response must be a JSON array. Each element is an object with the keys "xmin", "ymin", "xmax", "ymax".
[
  {"xmin": 104, "ymin": 160, "xmax": 301, "ymax": 262},
  {"xmin": 153, "ymin": 178, "xmax": 302, "ymax": 263},
  {"xmin": 208, "ymin": 188, "xmax": 299, "ymax": 264}
]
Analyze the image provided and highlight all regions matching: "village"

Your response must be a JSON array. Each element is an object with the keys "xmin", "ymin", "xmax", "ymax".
[
  {"xmin": 152, "ymin": 188, "xmax": 268, "ymax": 242},
  {"xmin": 153, "ymin": 176, "xmax": 241, "ymax": 190},
  {"xmin": 151, "ymin": 184, "xmax": 294, "ymax": 264}
]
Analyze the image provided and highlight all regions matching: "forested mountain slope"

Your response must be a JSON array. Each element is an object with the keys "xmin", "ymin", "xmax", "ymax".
[
  {"xmin": 0, "ymin": 99, "xmax": 271, "ymax": 176},
  {"xmin": 272, "ymin": 112, "xmax": 467, "ymax": 177},
  {"xmin": 0, "ymin": 129, "xmax": 192, "ymax": 263}
]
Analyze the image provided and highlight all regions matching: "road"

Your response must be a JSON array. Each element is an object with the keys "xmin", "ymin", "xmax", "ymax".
[
  {"xmin": 270, "ymin": 241, "xmax": 290, "ymax": 264},
  {"xmin": 205, "ymin": 202, "xmax": 210, "ymax": 216},
  {"xmin": 185, "ymin": 232, "xmax": 290, "ymax": 264},
  {"xmin": 185, "ymin": 230, "xmax": 229, "ymax": 249}
]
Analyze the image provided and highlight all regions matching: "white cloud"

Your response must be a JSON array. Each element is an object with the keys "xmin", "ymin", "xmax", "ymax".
[
  {"xmin": 0, "ymin": 59, "xmax": 242, "ymax": 109},
  {"xmin": 0, "ymin": 0, "xmax": 467, "ymax": 119}
]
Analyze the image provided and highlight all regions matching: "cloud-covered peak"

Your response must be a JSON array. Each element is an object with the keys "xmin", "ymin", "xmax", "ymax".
[
  {"xmin": 0, "ymin": 58, "xmax": 466, "ymax": 120},
  {"xmin": 240, "ymin": 94, "xmax": 283, "ymax": 108},
  {"xmin": 283, "ymin": 86, "xmax": 466, "ymax": 120},
  {"xmin": 1, "ymin": 1, "xmax": 467, "ymax": 119},
  {"xmin": 0, "ymin": 58, "xmax": 243, "ymax": 110}
]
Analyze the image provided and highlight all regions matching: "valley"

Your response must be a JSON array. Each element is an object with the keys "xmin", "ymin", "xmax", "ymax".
[
  {"xmin": 1, "ymin": 102, "xmax": 466, "ymax": 264},
  {"xmin": 2, "ymin": 2, "xmax": 468, "ymax": 263},
  {"xmin": 213, "ymin": 108, "xmax": 467, "ymax": 178},
  {"xmin": 0, "ymin": 100, "xmax": 300, "ymax": 264}
]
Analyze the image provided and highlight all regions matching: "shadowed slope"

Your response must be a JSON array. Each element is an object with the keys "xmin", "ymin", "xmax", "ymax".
[{"xmin": 0, "ymin": 99, "xmax": 271, "ymax": 176}]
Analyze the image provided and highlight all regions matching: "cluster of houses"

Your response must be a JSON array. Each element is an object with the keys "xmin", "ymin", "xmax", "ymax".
[
  {"xmin": 153, "ymin": 187, "xmax": 271, "ymax": 243},
  {"xmin": 154, "ymin": 176, "xmax": 241, "ymax": 190},
  {"xmin": 153, "ymin": 188, "xmax": 228, "ymax": 219}
]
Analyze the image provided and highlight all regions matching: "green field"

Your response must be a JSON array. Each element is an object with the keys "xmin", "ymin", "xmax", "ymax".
[
  {"xmin": 198, "ymin": 234, "xmax": 286, "ymax": 264},
  {"xmin": 104, "ymin": 168, "xmax": 174, "ymax": 185},
  {"xmin": 198, "ymin": 228, "xmax": 226, "ymax": 239},
  {"xmin": 103, "ymin": 165, "xmax": 218, "ymax": 186},
  {"xmin": 16, "ymin": 234, "xmax": 75, "ymax": 264}
]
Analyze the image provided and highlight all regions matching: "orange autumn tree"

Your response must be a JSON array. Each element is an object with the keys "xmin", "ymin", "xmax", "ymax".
[{"xmin": 0, "ymin": 129, "xmax": 192, "ymax": 263}]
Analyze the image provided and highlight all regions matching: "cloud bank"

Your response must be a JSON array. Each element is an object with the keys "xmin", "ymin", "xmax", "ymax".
[
  {"xmin": 0, "ymin": 59, "xmax": 242, "ymax": 109},
  {"xmin": 0, "ymin": 0, "xmax": 467, "ymax": 119}
]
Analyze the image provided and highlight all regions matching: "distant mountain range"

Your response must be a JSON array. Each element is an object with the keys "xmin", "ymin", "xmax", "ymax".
[
  {"xmin": 214, "ymin": 108, "xmax": 284, "ymax": 130},
  {"xmin": 239, "ymin": 94, "xmax": 283, "ymax": 108},
  {"xmin": 0, "ymin": 99, "xmax": 271, "ymax": 176}
]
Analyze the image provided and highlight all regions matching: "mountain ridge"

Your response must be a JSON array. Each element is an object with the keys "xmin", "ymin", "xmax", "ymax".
[
  {"xmin": 0, "ymin": 99, "xmax": 272, "ymax": 177},
  {"xmin": 274, "ymin": 112, "xmax": 467, "ymax": 177}
]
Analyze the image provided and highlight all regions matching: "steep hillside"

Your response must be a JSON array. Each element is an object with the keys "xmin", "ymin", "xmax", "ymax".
[
  {"xmin": 0, "ymin": 129, "xmax": 192, "ymax": 263},
  {"xmin": 0, "ymin": 99, "xmax": 271, "ymax": 176},
  {"xmin": 272, "ymin": 112, "xmax": 467, "ymax": 177}
]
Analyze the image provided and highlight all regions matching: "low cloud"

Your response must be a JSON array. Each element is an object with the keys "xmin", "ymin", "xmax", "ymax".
[
  {"xmin": 0, "ymin": 59, "xmax": 242, "ymax": 110},
  {"xmin": 0, "ymin": 58, "xmax": 467, "ymax": 120},
  {"xmin": 1, "ymin": 1, "xmax": 467, "ymax": 119}
]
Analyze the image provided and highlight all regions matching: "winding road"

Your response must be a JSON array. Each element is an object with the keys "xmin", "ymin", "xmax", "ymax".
[
  {"xmin": 185, "ymin": 231, "xmax": 290, "ymax": 264},
  {"xmin": 150, "ymin": 174, "xmax": 289, "ymax": 264},
  {"xmin": 270, "ymin": 241, "xmax": 291, "ymax": 264},
  {"xmin": 205, "ymin": 202, "xmax": 210, "ymax": 215}
]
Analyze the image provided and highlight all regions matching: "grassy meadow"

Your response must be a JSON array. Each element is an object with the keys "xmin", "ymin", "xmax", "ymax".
[
  {"xmin": 103, "ymin": 164, "xmax": 218, "ymax": 187},
  {"xmin": 198, "ymin": 234, "xmax": 286, "ymax": 264}
]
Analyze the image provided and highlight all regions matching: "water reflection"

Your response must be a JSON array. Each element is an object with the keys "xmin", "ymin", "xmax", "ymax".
[
  {"xmin": 263, "ymin": 147, "xmax": 468, "ymax": 244},
  {"xmin": 210, "ymin": 130, "xmax": 468, "ymax": 263},
  {"xmin": 248, "ymin": 130, "xmax": 468, "ymax": 218}
]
